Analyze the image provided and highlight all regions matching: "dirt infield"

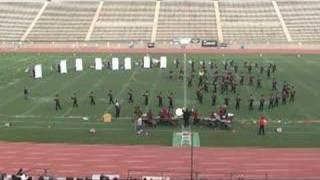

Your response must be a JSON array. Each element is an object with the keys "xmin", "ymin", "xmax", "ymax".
[{"xmin": 0, "ymin": 142, "xmax": 320, "ymax": 179}]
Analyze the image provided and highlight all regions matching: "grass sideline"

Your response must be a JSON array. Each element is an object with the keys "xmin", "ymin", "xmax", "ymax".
[{"xmin": 0, "ymin": 53, "xmax": 320, "ymax": 147}]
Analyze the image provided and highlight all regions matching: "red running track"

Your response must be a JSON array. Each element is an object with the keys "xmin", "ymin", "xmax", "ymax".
[{"xmin": 0, "ymin": 142, "xmax": 320, "ymax": 179}]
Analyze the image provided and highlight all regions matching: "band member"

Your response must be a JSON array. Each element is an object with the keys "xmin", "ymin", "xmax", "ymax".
[
  {"xmin": 235, "ymin": 94, "xmax": 241, "ymax": 110},
  {"xmin": 260, "ymin": 65, "xmax": 264, "ymax": 74},
  {"xmin": 175, "ymin": 59, "xmax": 180, "ymax": 69},
  {"xmin": 183, "ymin": 108, "xmax": 191, "ymax": 128},
  {"xmin": 268, "ymin": 94, "xmax": 274, "ymax": 109},
  {"xmin": 89, "ymin": 91, "xmax": 96, "ymax": 105},
  {"xmin": 240, "ymin": 75, "xmax": 244, "ymax": 86},
  {"xmin": 24, "ymin": 87, "xmax": 29, "ymax": 100},
  {"xmin": 274, "ymin": 93, "xmax": 280, "ymax": 107},
  {"xmin": 191, "ymin": 61, "xmax": 195, "ymax": 73},
  {"xmin": 54, "ymin": 94, "xmax": 62, "ymax": 111},
  {"xmin": 213, "ymin": 81, "xmax": 217, "ymax": 93},
  {"xmin": 234, "ymin": 64, "xmax": 238, "ymax": 73},
  {"xmin": 231, "ymin": 83, "xmax": 237, "ymax": 94},
  {"xmin": 211, "ymin": 92, "xmax": 217, "ymax": 106},
  {"xmin": 187, "ymin": 76, "xmax": 193, "ymax": 87},
  {"xmin": 203, "ymin": 80, "xmax": 209, "ymax": 92},
  {"xmin": 169, "ymin": 70, "xmax": 173, "ymax": 79},
  {"xmin": 71, "ymin": 93, "xmax": 78, "ymax": 107},
  {"xmin": 272, "ymin": 64, "xmax": 277, "ymax": 73},
  {"xmin": 267, "ymin": 67, "xmax": 271, "ymax": 78},
  {"xmin": 143, "ymin": 90, "xmax": 149, "ymax": 106},
  {"xmin": 248, "ymin": 64, "xmax": 252, "ymax": 73},
  {"xmin": 115, "ymin": 100, "xmax": 120, "ymax": 118},
  {"xmin": 179, "ymin": 68, "xmax": 184, "ymax": 80},
  {"xmin": 196, "ymin": 88, "xmax": 203, "ymax": 104},
  {"xmin": 289, "ymin": 88, "xmax": 296, "ymax": 103},
  {"xmin": 156, "ymin": 92, "xmax": 163, "ymax": 107},
  {"xmin": 168, "ymin": 92, "xmax": 174, "ymax": 111},
  {"xmin": 224, "ymin": 96, "xmax": 229, "ymax": 106},
  {"xmin": 108, "ymin": 90, "xmax": 114, "ymax": 104},
  {"xmin": 272, "ymin": 78, "xmax": 277, "ymax": 91},
  {"xmin": 257, "ymin": 78, "xmax": 262, "ymax": 88},
  {"xmin": 249, "ymin": 94, "xmax": 254, "ymax": 110},
  {"xmin": 128, "ymin": 89, "xmax": 134, "ymax": 104},
  {"xmin": 259, "ymin": 95, "xmax": 265, "ymax": 111},
  {"xmin": 249, "ymin": 75, "xmax": 254, "ymax": 86},
  {"xmin": 282, "ymin": 91, "xmax": 287, "ymax": 105}
]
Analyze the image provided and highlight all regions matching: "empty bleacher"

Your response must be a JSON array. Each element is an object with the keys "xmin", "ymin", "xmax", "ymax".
[
  {"xmin": 26, "ymin": 1, "xmax": 98, "ymax": 42},
  {"xmin": 90, "ymin": 0, "xmax": 155, "ymax": 41},
  {"xmin": 0, "ymin": 2, "xmax": 42, "ymax": 41},
  {"xmin": 157, "ymin": 0, "xmax": 217, "ymax": 41},
  {"xmin": 219, "ymin": 0, "xmax": 287, "ymax": 44},
  {"xmin": 277, "ymin": 0, "xmax": 320, "ymax": 43},
  {"xmin": 1, "ymin": 0, "xmax": 320, "ymax": 45}
]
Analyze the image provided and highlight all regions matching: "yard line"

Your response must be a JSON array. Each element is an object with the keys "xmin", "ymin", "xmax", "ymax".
[
  {"xmin": 183, "ymin": 52, "xmax": 187, "ymax": 108},
  {"xmin": 144, "ymin": 68, "xmax": 162, "ymax": 112},
  {"xmin": 61, "ymin": 70, "xmax": 112, "ymax": 117},
  {"xmin": 0, "ymin": 71, "xmax": 58, "ymax": 109},
  {"xmin": 21, "ymin": 70, "xmax": 90, "ymax": 115},
  {"xmin": 104, "ymin": 67, "xmax": 140, "ymax": 113}
]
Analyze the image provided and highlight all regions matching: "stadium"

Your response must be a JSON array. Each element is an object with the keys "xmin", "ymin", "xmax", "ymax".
[{"xmin": 1, "ymin": 0, "xmax": 320, "ymax": 179}]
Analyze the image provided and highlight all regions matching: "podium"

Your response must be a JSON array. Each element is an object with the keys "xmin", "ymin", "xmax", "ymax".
[{"xmin": 102, "ymin": 113, "xmax": 112, "ymax": 123}]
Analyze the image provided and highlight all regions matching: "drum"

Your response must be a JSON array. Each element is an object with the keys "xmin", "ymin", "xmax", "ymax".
[{"xmin": 175, "ymin": 108, "xmax": 183, "ymax": 116}]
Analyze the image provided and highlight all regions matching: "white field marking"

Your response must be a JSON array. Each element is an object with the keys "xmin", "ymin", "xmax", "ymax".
[
  {"xmin": 62, "ymin": 70, "xmax": 113, "ymax": 117},
  {"xmin": 21, "ymin": 69, "xmax": 90, "ymax": 115},
  {"xmin": 0, "ymin": 56, "xmax": 39, "ymax": 84},
  {"xmin": 143, "ymin": 68, "xmax": 162, "ymax": 112},
  {"xmin": 105, "ymin": 67, "xmax": 140, "ymax": 113},
  {"xmin": 0, "ymin": 125, "xmax": 169, "ymax": 132},
  {"xmin": 0, "ymin": 55, "xmax": 35, "ymax": 71},
  {"xmin": 0, "ymin": 79, "xmax": 21, "ymax": 90},
  {"xmin": 183, "ymin": 53, "xmax": 187, "ymax": 108},
  {"xmin": 0, "ymin": 72, "xmax": 59, "ymax": 108}
]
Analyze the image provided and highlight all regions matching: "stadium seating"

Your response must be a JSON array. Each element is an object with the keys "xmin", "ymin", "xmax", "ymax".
[
  {"xmin": 26, "ymin": 1, "xmax": 98, "ymax": 42},
  {"xmin": 0, "ymin": 2, "xmax": 42, "ymax": 41},
  {"xmin": 219, "ymin": 0, "xmax": 287, "ymax": 44},
  {"xmin": 0, "ymin": 0, "xmax": 320, "ymax": 44},
  {"xmin": 157, "ymin": 0, "xmax": 217, "ymax": 41},
  {"xmin": 277, "ymin": 0, "xmax": 320, "ymax": 43},
  {"xmin": 90, "ymin": 0, "xmax": 155, "ymax": 41}
]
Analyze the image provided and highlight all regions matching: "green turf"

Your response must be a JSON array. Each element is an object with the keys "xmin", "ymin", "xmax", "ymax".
[{"xmin": 0, "ymin": 53, "xmax": 320, "ymax": 147}]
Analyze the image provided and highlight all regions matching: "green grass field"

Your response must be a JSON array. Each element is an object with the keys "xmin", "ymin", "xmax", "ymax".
[{"xmin": 0, "ymin": 53, "xmax": 320, "ymax": 147}]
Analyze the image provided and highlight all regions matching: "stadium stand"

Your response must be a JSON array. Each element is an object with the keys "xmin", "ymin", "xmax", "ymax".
[
  {"xmin": 156, "ymin": 0, "xmax": 217, "ymax": 41},
  {"xmin": 0, "ymin": 2, "xmax": 42, "ymax": 41},
  {"xmin": 277, "ymin": 0, "xmax": 320, "ymax": 43},
  {"xmin": 90, "ymin": 0, "xmax": 155, "ymax": 41},
  {"xmin": 0, "ymin": 0, "xmax": 320, "ymax": 46},
  {"xmin": 219, "ymin": 0, "xmax": 287, "ymax": 44},
  {"xmin": 26, "ymin": 1, "xmax": 98, "ymax": 42}
]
